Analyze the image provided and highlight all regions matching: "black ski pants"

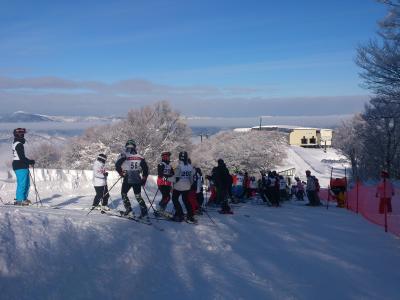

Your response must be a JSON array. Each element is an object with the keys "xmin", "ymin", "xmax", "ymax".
[
  {"xmin": 172, "ymin": 189, "xmax": 193, "ymax": 218},
  {"xmin": 121, "ymin": 179, "xmax": 147, "ymax": 213},
  {"xmin": 217, "ymin": 187, "xmax": 230, "ymax": 211},
  {"xmin": 93, "ymin": 185, "xmax": 109, "ymax": 206},
  {"xmin": 159, "ymin": 185, "xmax": 172, "ymax": 208}
]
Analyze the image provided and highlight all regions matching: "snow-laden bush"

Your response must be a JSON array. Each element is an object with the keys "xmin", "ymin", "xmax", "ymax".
[
  {"xmin": 63, "ymin": 101, "xmax": 192, "ymax": 172},
  {"xmin": 30, "ymin": 142, "xmax": 62, "ymax": 169},
  {"xmin": 191, "ymin": 130, "xmax": 287, "ymax": 175}
]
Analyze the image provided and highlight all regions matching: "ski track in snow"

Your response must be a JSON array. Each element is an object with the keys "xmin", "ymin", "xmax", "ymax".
[{"xmin": 0, "ymin": 149, "xmax": 399, "ymax": 299}]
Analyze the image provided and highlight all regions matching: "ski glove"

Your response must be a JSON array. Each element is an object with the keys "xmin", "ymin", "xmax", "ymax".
[{"xmin": 141, "ymin": 176, "xmax": 147, "ymax": 186}]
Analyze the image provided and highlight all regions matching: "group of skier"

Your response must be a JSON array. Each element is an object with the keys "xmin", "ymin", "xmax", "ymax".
[{"xmin": 11, "ymin": 128, "xmax": 323, "ymax": 224}]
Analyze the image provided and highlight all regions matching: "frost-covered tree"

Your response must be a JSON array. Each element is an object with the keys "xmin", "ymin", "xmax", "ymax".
[
  {"xmin": 191, "ymin": 130, "xmax": 287, "ymax": 175},
  {"xmin": 333, "ymin": 115, "xmax": 366, "ymax": 179},
  {"xmin": 30, "ymin": 142, "xmax": 62, "ymax": 169},
  {"xmin": 356, "ymin": 0, "xmax": 400, "ymax": 97},
  {"xmin": 340, "ymin": 0, "xmax": 400, "ymax": 179},
  {"xmin": 63, "ymin": 101, "xmax": 192, "ymax": 172},
  {"xmin": 361, "ymin": 97, "xmax": 400, "ymax": 178}
]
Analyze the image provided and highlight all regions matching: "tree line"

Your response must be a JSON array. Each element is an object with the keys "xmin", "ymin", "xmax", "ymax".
[{"xmin": 334, "ymin": 0, "xmax": 400, "ymax": 180}]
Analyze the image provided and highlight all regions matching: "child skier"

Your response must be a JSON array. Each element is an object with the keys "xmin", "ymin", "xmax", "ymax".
[
  {"xmin": 92, "ymin": 154, "xmax": 110, "ymax": 210},
  {"xmin": 157, "ymin": 151, "xmax": 174, "ymax": 211}
]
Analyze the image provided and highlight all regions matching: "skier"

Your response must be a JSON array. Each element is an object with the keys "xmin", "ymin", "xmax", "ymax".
[
  {"xmin": 12, "ymin": 128, "xmax": 35, "ymax": 205},
  {"xmin": 376, "ymin": 170, "xmax": 394, "ymax": 214},
  {"xmin": 211, "ymin": 159, "xmax": 233, "ymax": 214},
  {"xmin": 157, "ymin": 151, "xmax": 174, "ymax": 212},
  {"xmin": 248, "ymin": 176, "xmax": 258, "ymax": 198},
  {"xmin": 305, "ymin": 170, "xmax": 320, "ymax": 206},
  {"xmin": 294, "ymin": 177, "xmax": 305, "ymax": 201},
  {"xmin": 115, "ymin": 139, "xmax": 149, "ymax": 217},
  {"xmin": 205, "ymin": 175, "xmax": 217, "ymax": 205},
  {"xmin": 193, "ymin": 167, "xmax": 204, "ymax": 211},
  {"xmin": 171, "ymin": 151, "xmax": 196, "ymax": 223},
  {"xmin": 265, "ymin": 171, "xmax": 279, "ymax": 206},
  {"xmin": 187, "ymin": 159, "xmax": 200, "ymax": 214},
  {"xmin": 92, "ymin": 154, "xmax": 110, "ymax": 210},
  {"xmin": 279, "ymin": 175, "xmax": 288, "ymax": 201},
  {"xmin": 242, "ymin": 171, "xmax": 250, "ymax": 199}
]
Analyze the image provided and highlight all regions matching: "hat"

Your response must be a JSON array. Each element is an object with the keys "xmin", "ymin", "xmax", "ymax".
[
  {"xmin": 13, "ymin": 128, "xmax": 26, "ymax": 138},
  {"xmin": 125, "ymin": 139, "xmax": 136, "ymax": 148},
  {"xmin": 97, "ymin": 154, "xmax": 107, "ymax": 160}
]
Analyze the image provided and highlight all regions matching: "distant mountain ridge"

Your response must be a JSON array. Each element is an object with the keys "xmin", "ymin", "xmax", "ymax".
[
  {"xmin": 0, "ymin": 111, "xmax": 123, "ymax": 123},
  {"xmin": 0, "ymin": 111, "xmax": 55, "ymax": 123}
]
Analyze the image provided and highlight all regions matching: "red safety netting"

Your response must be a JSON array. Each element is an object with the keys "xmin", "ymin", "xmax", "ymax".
[{"xmin": 319, "ymin": 183, "xmax": 400, "ymax": 237}]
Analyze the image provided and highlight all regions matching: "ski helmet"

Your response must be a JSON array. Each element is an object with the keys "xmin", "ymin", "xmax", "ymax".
[
  {"xmin": 161, "ymin": 151, "xmax": 171, "ymax": 160},
  {"xmin": 97, "ymin": 153, "xmax": 107, "ymax": 162},
  {"xmin": 13, "ymin": 128, "xmax": 26, "ymax": 138},
  {"xmin": 125, "ymin": 139, "xmax": 136, "ymax": 148},
  {"xmin": 178, "ymin": 151, "xmax": 188, "ymax": 162}
]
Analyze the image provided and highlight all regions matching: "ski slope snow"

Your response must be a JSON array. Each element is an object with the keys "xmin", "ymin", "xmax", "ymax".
[{"xmin": 0, "ymin": 167, "xmax": 399, "ymax": 300}]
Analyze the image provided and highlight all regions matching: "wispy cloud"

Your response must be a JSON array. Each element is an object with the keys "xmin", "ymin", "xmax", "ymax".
[{"xmin": 0, "ymin": 75, "xmax": 370, "ymax": 117}]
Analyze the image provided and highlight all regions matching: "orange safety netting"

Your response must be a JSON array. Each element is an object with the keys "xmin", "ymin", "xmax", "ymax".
[{"xmin": 319, "ymin": 183, "xmax": 400, "ymax": 237}]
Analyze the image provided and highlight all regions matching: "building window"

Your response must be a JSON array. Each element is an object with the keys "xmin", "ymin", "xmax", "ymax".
[
  {"xmin": 301, "ymin": 136, "xmax": 307, "ymax": 144},
  {"xmin": 310, "ymin": 136, "xmax": 316, "ymax": 144}
]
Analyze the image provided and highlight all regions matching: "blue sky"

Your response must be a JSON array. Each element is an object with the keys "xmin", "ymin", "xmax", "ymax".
[{"xmin": 0, "ymin": 0, "xmax": 388, "ymax": 116}]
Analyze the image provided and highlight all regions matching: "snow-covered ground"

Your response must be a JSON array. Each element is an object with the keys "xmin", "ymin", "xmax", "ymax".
[
  {"xmin": 0, "ymin": 167, "xmax": 400, "ymax": 300},
  {"xmin": 280, "ymin": 146, "xmax": 349, "ymax": 187}
]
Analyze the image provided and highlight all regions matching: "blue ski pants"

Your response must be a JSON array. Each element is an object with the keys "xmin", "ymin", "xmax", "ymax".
[{"xmin": 15, "ymin": 169, "xmax": 30, "ymax": 201}]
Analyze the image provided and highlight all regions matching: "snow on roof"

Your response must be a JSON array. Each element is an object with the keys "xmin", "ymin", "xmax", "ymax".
[{"xmin": 233, "ymin": 128, "xmax": 252, "ymax": 132}]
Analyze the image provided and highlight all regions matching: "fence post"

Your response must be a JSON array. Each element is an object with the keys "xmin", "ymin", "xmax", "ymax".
[
  {"xmin": 326, "ymin": 185, "xmax": 330, "ymax": 210},
  {"xmin": 356, "ymin": 179, "xmax": 359, "ymax": 214},
  {"xmin": 384, "ymin": 177, "xmax": 388, "ymax": 233}
]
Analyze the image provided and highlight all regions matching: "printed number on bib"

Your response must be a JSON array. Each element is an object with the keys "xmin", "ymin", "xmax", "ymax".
[
  {"xmin": 181, "ymin": 170, "xmax": 191, "ymax": 178},
  {"xmin": 130, "ymin": 161, "xmax": 140, "ymax": 170}
]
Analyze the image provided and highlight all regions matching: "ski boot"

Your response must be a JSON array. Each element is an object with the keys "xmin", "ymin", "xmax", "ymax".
[
  {"xmin": 171, "ymin": 214, "xmax": 184, "ymax": 222},
  {"xmin": 218, "ymin": 208, "xmax": 234, "ymax": 214},
  {"xmin": 122, "ymin": 207, "xmax": 134, "ymax": 217},
  {"xmin": 138, "ymin": 207, "xmax": 148, "ymax": 219},
  {"xmin": 101, "ymin": 205, "xmax": 110, "ymax": 212},
  {"xmin": 186, "ymin": 215, "xmax": 198, "ymax": 224}
]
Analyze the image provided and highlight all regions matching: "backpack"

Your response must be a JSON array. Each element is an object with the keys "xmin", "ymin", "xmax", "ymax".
[{"xmin": 313, "ymin": 176, "xmax": 320, "ymax": 191}]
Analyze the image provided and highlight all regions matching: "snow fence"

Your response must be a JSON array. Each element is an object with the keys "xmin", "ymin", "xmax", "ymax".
[{"xmin": 319, "ymin": 183, "xmax": 400, "ymax": 237}]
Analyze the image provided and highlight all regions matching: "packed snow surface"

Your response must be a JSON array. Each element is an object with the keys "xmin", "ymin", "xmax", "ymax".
[
  {"xmin": 0, "ymin": 147, "xmax": 400, "ymax": 300},
  {"xmin": 0, "ymin": 167, "xmax": 399, "ymax": 300}
]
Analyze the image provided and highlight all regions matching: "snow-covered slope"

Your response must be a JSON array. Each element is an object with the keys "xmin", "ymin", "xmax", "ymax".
[
  {"xmin": 0, "ymin": 168, "xmax": 399, "ymax": 300},
  {"xmin": 280, "ymin": 146, "xmax": 350, "ymax": 187}
]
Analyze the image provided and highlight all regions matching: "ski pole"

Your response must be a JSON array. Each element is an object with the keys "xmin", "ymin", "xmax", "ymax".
[
  {"xmin": 147, "ymin": 187, "xmax": 159, "ymax": 211},
  {"xmin": 142, "ymin": 186, "xmax": 159, "ymax": 214},
  {"xmin": 29, "ymin": 166, "xmax": 42, "ymax": 206},
  {"xmin": 87, "ymin": 176, "xmax": 123, "ymax": 216}
]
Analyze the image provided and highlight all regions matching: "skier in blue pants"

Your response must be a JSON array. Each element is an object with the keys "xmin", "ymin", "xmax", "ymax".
[{"xmin": 12, "ymin": 128, "xmax": 35, "ymax": 205}]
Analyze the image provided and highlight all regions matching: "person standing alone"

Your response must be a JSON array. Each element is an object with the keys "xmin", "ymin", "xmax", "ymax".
[{"xmin": 12, "ymin": 128, "xmax": 35, "ymax": 205}]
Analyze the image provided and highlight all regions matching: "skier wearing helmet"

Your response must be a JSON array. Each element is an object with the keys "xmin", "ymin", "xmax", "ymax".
[
  {"xmin": 115, "ymin": 139, "xmax": 149, "ymax": 218},
  {"xmin": 92, "ymin": 153, "xmax": 109, "ymax": 210},
  {"xmin": 157, "ymin": 151, "xmax": 174, "ymax": 212},
  {"xmin": 171, "ymin": 151, "xmax": 196, "ymax": 223},
  {"xmin": 12, "ymin": 128, "xmax": 35, "ymax": 205}
]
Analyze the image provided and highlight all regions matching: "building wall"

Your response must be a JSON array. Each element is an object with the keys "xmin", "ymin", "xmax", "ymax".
[
  {"xmin": 320, "ymin": 129, "xmax": 333, "ymax": 146},
  {"xmin": 289, "ymin": 129, "xmax": 319, "ymax": 146},
  {"xmin": 289, "ymin": 128, "xmax": 333, "ymax": 147}
]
